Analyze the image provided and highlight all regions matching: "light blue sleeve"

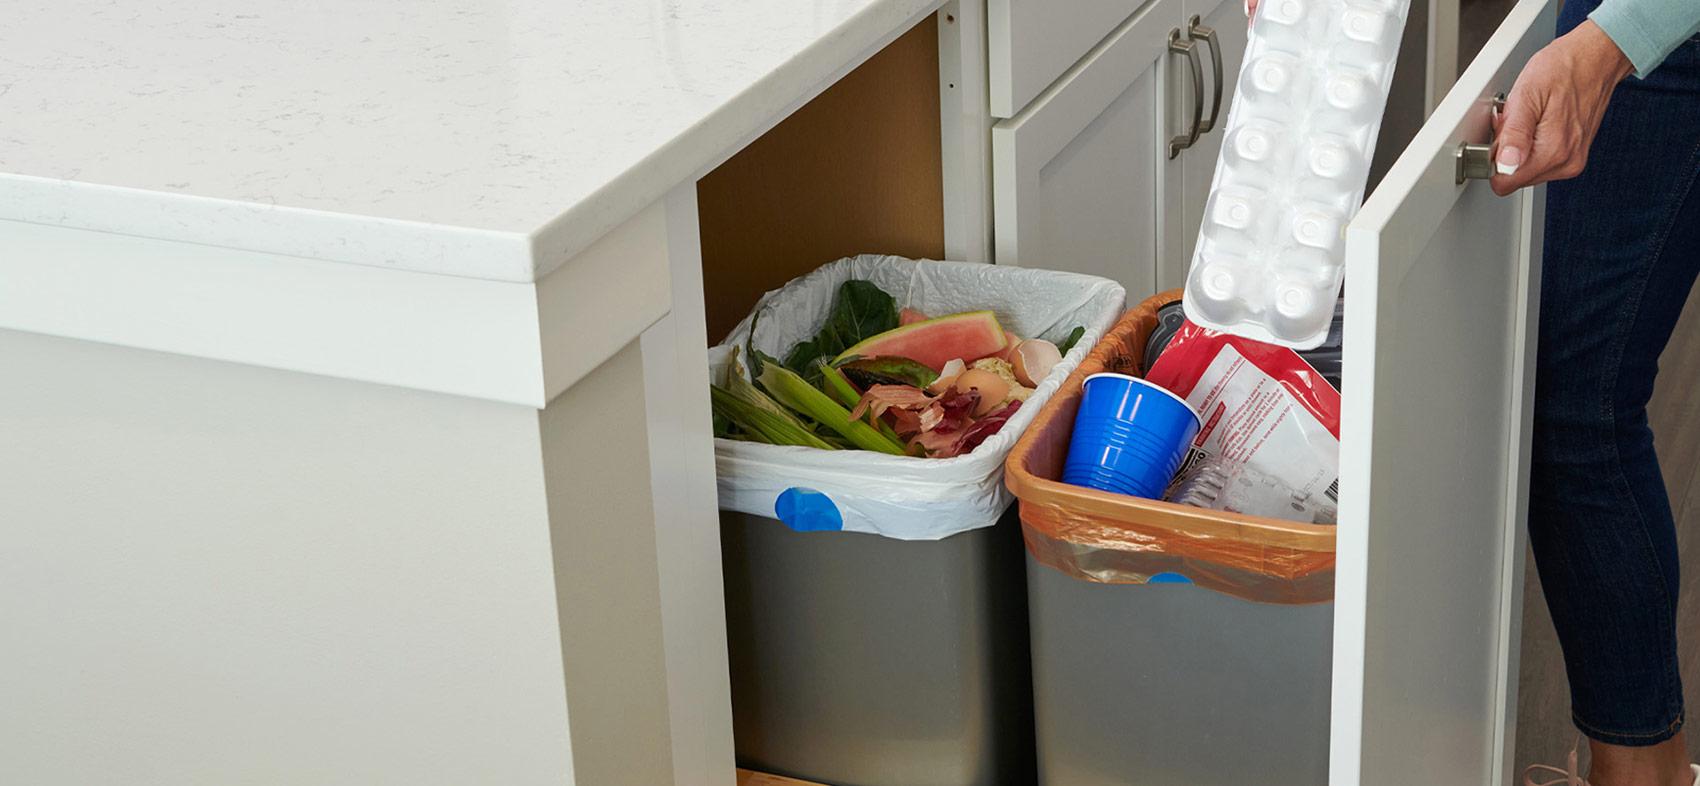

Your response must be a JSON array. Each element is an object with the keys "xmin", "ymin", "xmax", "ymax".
[{"xmin": 1590, "ymin": 0, "xmax": 1700, "ymax": 78}]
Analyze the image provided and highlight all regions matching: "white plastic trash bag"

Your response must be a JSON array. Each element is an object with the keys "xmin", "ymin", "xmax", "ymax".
[{"xmin": 710, "ymin": 255, "xmax": 1126, "ymax": 540}]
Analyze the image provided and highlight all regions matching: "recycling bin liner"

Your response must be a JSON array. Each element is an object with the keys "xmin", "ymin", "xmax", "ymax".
[{"xmin": 1005, "ymin": 290, "xmax": 1337, "ymax": 605}]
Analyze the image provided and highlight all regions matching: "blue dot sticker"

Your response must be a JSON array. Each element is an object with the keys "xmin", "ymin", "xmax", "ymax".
[
  {"xmin": 1147, "ymin": 572, "xmax": 1194, "ymax": 584},
  {"xmin": 775, "ymin": 488, "xmax": 844, "ymax": 532}
]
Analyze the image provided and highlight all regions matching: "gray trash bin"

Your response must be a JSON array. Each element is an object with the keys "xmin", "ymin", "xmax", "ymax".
[
  {"xmin": 1026, "ymin": 560, "xmax": 1332, "ymax": 785},
  {"xmin": 709, "ymin": 256, "xmax": 1125, "ymax": 784},
  {"xmin": 721, "ymin": 507, "xmax": 1036, "ymax": 786},
  {"xmin": 1006, "ymin": 289, "xmax": 1339, "ymax": 785}
]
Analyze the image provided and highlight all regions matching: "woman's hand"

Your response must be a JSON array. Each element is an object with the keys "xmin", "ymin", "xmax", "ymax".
[{"xmin": 1490, "ymin": 20, "xmax": 1632, "ymax": 196}]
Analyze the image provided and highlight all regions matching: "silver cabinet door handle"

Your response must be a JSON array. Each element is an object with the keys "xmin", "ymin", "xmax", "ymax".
[
  {"xmin": 1168, "ymin": 29, "xmax": 1204, "ymax": 159},
  {"xmin": 1456, "ymin": 93, "xmax": 1508, "ymax": 183},
  {"xmin": 1188, "ymin": 16, "xmax": 1223, "ymax": 134}
]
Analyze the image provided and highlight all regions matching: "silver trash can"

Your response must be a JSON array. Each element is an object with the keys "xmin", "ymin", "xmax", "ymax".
[
  {"xmin": 1026, "ymin": 558, "xmax": 1333, "ymax": 785},
  {"xmin": 721, "ymin": 508, "xmax": 1036, "ymax": 786}
]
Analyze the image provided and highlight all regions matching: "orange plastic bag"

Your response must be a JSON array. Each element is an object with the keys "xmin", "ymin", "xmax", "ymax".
[{"xmin": 1004, "ymin": 291, "xmax": 1336, "ymax": 605}]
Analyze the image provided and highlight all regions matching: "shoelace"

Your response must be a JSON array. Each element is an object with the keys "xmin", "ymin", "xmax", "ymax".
[{"xmin": 1522, "ymin": 736, "xmax": 1587, "ymax": 786}]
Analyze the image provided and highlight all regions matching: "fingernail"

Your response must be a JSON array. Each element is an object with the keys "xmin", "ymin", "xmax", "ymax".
[
  {"xmin": 1244, "ymin": 0, "xmax": 1251, "ymax": 16},
  {"xmin": 1496, "ymin": 146, "xmax": 1522, "ymax": 175}
]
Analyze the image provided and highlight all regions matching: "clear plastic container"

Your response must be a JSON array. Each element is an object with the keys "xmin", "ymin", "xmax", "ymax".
[{"xmin": 1184, "ymin": 0, "xmax": 1410, "ymax": 349}]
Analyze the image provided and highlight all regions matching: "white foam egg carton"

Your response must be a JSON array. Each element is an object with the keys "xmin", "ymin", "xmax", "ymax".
[{"xmin": 1182, "ymin": 0, "xmax": 1412, "ymax": 349}]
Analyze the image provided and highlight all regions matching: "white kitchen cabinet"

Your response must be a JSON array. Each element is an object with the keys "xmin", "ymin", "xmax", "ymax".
[
  {"xmin": 990, "ymin": 0, "xmax": 1184, "ymax": 297},
  {"xmin": 1330, "ymin": 0, "xmax": 1553, "ymax": 782},
  {"xmin": 991, "ymin": 0, "xmax": 1246, "ymax": 298},
  {"xmin": 1171, "ymin": 0, "xmax": 1251, "ymax": 289},
  {"xmin": 2, "ymin": 0, "xmax": 1563, "ymax": 780},
  {"xmin": 988, "ymin": 0, "xmax": 1152, "ymax": 117}
]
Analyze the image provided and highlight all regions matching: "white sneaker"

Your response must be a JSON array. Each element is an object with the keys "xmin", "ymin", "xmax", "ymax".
[
  {"xmin": 1522, "ymin": 738, "xmax": 1700, "ymax": 786},
  {"xmin": 1522, "ymin": 736, "xmax": 1587, "ymax": 786}
]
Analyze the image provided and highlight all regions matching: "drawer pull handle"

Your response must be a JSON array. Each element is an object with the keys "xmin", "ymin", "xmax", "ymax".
[
  {"xmin": 1189, "ymin": 16, "xmax": 1223, "ymax": 134},
  {"xmin": 1169, "ymin": 29, "xmax": 1204, "ymax": 159},
  {"xmin": 1456, "ymin": 93, "xmax": 1508, "ymax": 183}
]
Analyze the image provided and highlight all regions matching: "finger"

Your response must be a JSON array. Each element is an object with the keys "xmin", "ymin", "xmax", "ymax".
[
  {"xmin": 1246, "ymin": 0, "xmax": 1258, "ymax": 23},
  {"xmin": 1489, "ymin": 85, "xmax": 1540, "ymax": 196}
]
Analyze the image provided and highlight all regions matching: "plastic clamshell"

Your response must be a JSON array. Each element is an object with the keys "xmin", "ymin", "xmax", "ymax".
[{"xmin": 1183, "ymin": 0, "xmax": 1412, "ymax": 349}]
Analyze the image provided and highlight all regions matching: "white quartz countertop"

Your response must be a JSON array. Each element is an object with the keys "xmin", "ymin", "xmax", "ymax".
[{"xmin": 1, "ymin": 0, "xmax": 938, "ymax": 282}]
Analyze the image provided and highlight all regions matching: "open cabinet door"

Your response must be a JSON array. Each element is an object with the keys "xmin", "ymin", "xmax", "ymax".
[{"xmin": 1331, "ymin": 0, "xmax": 1554, "ymax": 784}]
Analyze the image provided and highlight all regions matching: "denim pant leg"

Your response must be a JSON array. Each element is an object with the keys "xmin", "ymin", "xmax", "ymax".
[{"xmin": 1528, "ymin": 20, "xmax": 1700, "ymax": 745}]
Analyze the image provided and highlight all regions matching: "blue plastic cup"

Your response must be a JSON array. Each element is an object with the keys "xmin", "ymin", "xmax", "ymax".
[{"xmin": 1063, "ymin": 373, "xmax": 1202, "ymax": 499}]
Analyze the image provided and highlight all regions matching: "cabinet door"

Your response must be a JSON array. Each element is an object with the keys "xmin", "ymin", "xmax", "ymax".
[
  {"xmin": 991, "ymin": 0, "xmax": 1183, "ymax": 301},
  {"xmin": 1331, "ymin": 1, "xmax": 1553, "ymax": 784},
  {"xmin": 988, "ymin": 0, "xmax": 1151, "ymax": 117},
  {"xmin": 1170, "ymin": 0, "xmax": 1251, "ymax": 290}
]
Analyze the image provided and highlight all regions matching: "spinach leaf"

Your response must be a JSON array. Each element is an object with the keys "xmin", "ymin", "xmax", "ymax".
[
  {"xmin": 781, "ymin": 280, "xmax": 898, "ymax": 383},
  {"xmin": 783, "ymin": 338, "xmax": 836, "ymax": 386},
  {"xmin": 826, "ymin": 280, "xmax": 898, "ymax": 351}
]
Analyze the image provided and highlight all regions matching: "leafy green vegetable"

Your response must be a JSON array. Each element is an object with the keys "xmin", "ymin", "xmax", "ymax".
[
  {"xmin": 782, "ymin": 336, "xmax": 836, "ymax": 385},
  {"xmin": 836, "ymin": 356, "xmax": 939, "ymax": 389},
  {"xmin": 780, "ymin": 280, "xmax": 899, "ymax": 382},
  {"xmin": 757, "ymin": 352, "xmax": 906, "ymax": 455},
  {"xmin": 710, "ymin": 385, "xmax": 837, "ymax": 449},
  {"xmin": 1056, "ymin": 326, "xmax": 1086, "ymax": 355},
  {"xmin": 826, "ymin": 280, "xmax": 899, "ymax": 353}
]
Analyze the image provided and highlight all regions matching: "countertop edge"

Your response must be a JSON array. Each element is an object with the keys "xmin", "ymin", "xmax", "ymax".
[
  {"xmin": 3, "ymin": 0, "xmax": 942, "ymax": 284},
  {"xmin": 0, "ymin": 173, "xmax": 539, "ymax": 283},
  {"xmin": 526, "ymin": 0, "xmax": 944, "ymax": 281}
]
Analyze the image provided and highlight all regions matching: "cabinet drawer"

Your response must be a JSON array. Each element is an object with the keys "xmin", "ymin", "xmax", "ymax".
[{"xmin": 989, "ymin": 0, "xmax": 1155, "ymax": 117}]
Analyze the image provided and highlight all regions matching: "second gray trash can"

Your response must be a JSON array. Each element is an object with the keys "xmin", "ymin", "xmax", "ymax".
[
  {"xmin": 1027, "ymin": 561, "xmax": 1332, "ymax": 785},
  {"xmin": 1005, "ymin": 290, "xmax": 1340, "ymax": 784}
]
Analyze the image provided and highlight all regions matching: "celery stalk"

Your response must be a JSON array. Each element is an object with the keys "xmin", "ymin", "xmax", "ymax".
[
  {"xmin": 815, "ymin": 360, "xmax": 863, "ymax": 409},
  {"xmin": 727, "ymin": 347, "xmax": 815, "ymax": 432},
  {"xmin": 815, "ymin": 359, "xmax": 905, "ymax": 446},
  {"xmin": 710, "ymin": 385, "xmax": 836, "ymax": 450},
  {"xmin": 757, "ymin": 357, "xmax": 906, "ymax": 456}
]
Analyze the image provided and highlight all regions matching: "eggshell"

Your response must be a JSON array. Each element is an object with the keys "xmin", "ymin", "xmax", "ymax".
[
  {"xmin": 1011, "ymin": 339, "xmax": 1063, "ymax": 387},
  {"xmin": 928, "ymin": 358, "xmax": 967, "ymax": 395},
  {"xmin": 954, "ymin": 369, "xmax": 1010, "ymax": 416}
]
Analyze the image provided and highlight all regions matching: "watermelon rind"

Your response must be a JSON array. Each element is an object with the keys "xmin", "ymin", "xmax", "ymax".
[{"xmin": 832, "ymin": 311, "xmax": 1007, "ymax": 372}]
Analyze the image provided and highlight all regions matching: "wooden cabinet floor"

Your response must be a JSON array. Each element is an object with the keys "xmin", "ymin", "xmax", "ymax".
[{"xmin": 736, "ymin": 769, "xmax": 828, "ymax": 786}]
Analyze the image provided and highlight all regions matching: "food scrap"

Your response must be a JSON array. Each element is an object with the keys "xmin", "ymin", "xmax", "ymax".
[{"xmin": 713, "ymin": 280, "xmax": 1065, "ymax": 458}]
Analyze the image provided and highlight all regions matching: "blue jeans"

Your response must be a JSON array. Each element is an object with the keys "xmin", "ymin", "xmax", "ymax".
[{"xmin": 1529, "ymin": 3, "xmax": 1700, "ymax": 747}]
